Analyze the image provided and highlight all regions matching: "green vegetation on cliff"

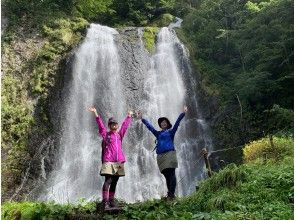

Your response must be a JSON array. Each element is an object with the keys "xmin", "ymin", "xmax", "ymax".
[
  {"xmin": 2, "ymin": 3, "xmax": 88, "ymax": 199},
  {"xmin": 143, "ymin": 27, "xmax": 159, "ymax": 53}
]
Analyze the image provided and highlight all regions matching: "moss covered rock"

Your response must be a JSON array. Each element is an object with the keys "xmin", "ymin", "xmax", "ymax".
[
  {"xmin": 143, "ymin": 27, "xmax": 159, "ymax": 53},
  {"xmin": 1, "ymin": 17, "xmax": 88, "ymax": 201}
]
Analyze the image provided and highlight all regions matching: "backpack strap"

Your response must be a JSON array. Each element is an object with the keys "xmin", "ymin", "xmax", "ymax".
[
  {"xmin": 101, "ymin": 132, "xmax": 111, "ymax": 162},
  {"xmin": 103, "ymin": 131, "xmax": 122, "ymax": 149},
  {"xmin": 105, "ymin": 132, "xmax": 111, "ymax": 147},
  {"xmin": 152, "ymin": 138, "xmax": 158, "ymax": 152}
]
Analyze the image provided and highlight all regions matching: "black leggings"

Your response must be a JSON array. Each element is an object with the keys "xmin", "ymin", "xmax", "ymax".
[
  {"xmin": 102, "ymin": 175, "xmax": 119, "ymax": 200},
  {"xmin": 162, "ymin": 168, "xmax": 176, "ymax": 197}
]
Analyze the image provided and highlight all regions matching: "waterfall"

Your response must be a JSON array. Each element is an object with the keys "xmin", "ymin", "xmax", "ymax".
[
  {"xmin": 140, "ymin": 27, "xmax": 213, "ymax": 197},
  {"xmin": 40, "ymin": 23, "xmax": 212, "ymax": 203},
  {"xmin": 40, "ymin": 24, "xmax": 126, "ymax": 203}
]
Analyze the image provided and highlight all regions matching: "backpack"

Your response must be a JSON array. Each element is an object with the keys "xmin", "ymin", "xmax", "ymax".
[
  {"xmin": 101, "ymin": 132, "xmax": 111, "ymax": 149},
  {"xmin": 101, "ymin": 132, "xmax": 111, "ymax": 162}
]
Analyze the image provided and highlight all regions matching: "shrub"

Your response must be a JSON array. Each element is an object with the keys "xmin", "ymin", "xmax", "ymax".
[
  {"xmin": 243, "ymin": 135, "xmax": 294, "ymax": 163},
  {"xmin": 150, "ymin": 13, "xmax": 175, "ymax": 27}
]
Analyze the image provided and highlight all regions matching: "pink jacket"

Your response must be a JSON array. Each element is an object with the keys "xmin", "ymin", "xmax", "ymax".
[{"xmin": 96, "ymin": 116, "xmax": 132, "ymax": 163}]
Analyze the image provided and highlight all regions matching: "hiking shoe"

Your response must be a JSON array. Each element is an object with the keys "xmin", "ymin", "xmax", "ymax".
[
  {"xmin": 167, "ymin": 195, "xmax": 175, "ymax": 201},
  {"xmin": 162, "ymin": 194, "xmax": 175, "ymax": 201},
  {"xmin": 109, "ymin": 198, "xmax": 118, "ymax": 208},
  {"xmin": 102, "ymin": 201, "xmax": 111, "ymax": 211}
]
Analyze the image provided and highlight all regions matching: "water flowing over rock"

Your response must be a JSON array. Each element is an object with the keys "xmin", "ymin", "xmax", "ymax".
[{"xmin": 39, "ymin": 23, "xmax": 213, "ymax": 203}]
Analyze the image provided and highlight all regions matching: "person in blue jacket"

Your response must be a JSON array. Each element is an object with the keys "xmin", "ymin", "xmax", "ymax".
[{"xmin": 138, "ymin": 106, "xmax": 188, "ymax": 200}]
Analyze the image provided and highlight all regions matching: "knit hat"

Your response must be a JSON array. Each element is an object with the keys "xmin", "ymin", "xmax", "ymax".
[
  {"xmin": 158, "ymin": 117, "xmax": 172, "ymax": 129},
  {"xmin": 108, "ymin": 117, "xmax": 118, "ymax": 125}
]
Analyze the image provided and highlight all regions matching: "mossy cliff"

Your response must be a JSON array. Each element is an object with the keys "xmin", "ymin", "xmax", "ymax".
[
  {"xmin": 1, "ymin": 15, "xmax": 89, "ymax": 201},
  {"xmin": 142, "ymin": 27, "xmax": 159, "ymax": 53}
]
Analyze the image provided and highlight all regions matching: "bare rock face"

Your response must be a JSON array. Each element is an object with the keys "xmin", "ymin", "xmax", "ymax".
[{"xmin": 116, "ymin": 27, "xmax": 150, "ymax": 109}]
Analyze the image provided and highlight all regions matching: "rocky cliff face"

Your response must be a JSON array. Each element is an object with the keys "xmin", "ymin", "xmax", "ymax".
[
  {"xmin": 1, "ymin": 12, "xmax": 89, "ymax": 201},
  {"xmin": 116, "ymin": 27, "xmax": 150, "ymax": 108}
]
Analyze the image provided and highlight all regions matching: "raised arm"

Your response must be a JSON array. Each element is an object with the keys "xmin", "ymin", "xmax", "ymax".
[
  {"xmin": 138, "ymin": 111, "xmax": 159, "ymax": 137},
  {"xmin": 96, "ymin": 116, "xmax": 107, "ymax": 139},
  {"xmin": 119, "ymin": 111, "xmax": 133, "ymax": 138},
  {"xmin": 142, "ymin": 119, "xmax": 159, "ymax": 137},
  {"xmin": 88, "ymin": 107, "xmax": 107, "ymax": 139},
  {"xmin": 171, "ymin": 106, "xmax": 188, "ymax": 135}
]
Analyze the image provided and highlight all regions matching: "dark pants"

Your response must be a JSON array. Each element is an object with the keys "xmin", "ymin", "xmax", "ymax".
[
  {"xmin": 102, "ymin": 175, "xmax": 119, "ymax": 201},
  {"xmin": 162, "ymin": 168, "xmax": 176, "ymax": 197}
]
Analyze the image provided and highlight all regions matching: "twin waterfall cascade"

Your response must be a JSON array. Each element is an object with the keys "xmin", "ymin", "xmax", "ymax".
[{"xmin": 40, "ymin": 22, "xmax": 213, "ymax": 203}]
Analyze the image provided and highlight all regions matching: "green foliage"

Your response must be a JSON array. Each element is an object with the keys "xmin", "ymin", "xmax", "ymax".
[
  {"xmin": 3, "ymin": 0, "xmax": 181, "ymax": 28},
  {"xmin": 1, "ymin": 76, "xmax": 34, "ymax": 145},
  {"xmin": 143, "ymin": 27, "xmax": 159, "ymax": 53},
  {"xmin": 181, "ymin": 0, "xmax": 294, "ymax": 148},
  {"xmin": 3, "ymin": 0, "xmax": 71, "ymax": 31},
  {"xmin": 150, "ymin": 13, "xmax": 175, "ymax": 27},
  {"xmin": 73, "ymin": 0, "xmax": 113, "ymax": 21},
  {"xmin": 109, "ymin": 0, "xmax": 159, "ymax": 26},
  {"xmin": 2, "ymin": 153, "xmax": 294, "ymax": 219},
  {"xmin": 1, "ymin": 13, "xmax": 88, "ymax": 200},
  {"xmin": 266, "ymin": 105, "xmax": 294, "ymax": 133},
  {"xmin": 243, "ymin": 135, "xmax": 294, "ymax": 163},
  {"xmin": 246, "ymin": 1, "xmax": 261, "ymax": 12},
  {"xmin": 201, "ymin": 164, "xmax": 246, "ymax": 191},
  {"xmin": 108, "ymin": 156, "xmax": 294, "ymax": 219},
  {"xmin": 30, "ymin": 17, "xmax": 88, "ymax": 95},
  {"xmin": 1, "ymin": 73, "xmax": 34, "ymax": 192},
  {"xmin": 1, "ymin": 201, "xmax": 97, "ymax": 220},
  {"xmin": 43, "ymin": 18, "xmax": 88, "ymax": 45}
]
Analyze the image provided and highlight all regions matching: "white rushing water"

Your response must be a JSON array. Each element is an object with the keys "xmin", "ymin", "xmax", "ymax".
[
  {"xmin": 141, "ymin": 27, "xmax": 213, "ymax": 197},
  {"xmin": 40, "ymin": 24, "xmax": 126, "ymax": 203},
  {"xmin": 41, "ymin": 23, "xmax": 213, "ymax": 203}
]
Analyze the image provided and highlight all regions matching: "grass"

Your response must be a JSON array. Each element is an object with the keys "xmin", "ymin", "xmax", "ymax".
[
  {"xmin": 3, "ymin": 146, "xmax": 293, "ymax": 219},
  {"xmin": 1, "ymin": 201, "xmax": 97, "ymax": 220}
]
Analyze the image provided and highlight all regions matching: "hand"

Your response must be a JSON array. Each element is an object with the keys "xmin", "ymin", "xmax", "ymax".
[
  {"xmin": 88, "ymin": 107, "xmax": 98, "ymax": 117},
  {"xmin": 137, "ymin": 110, "xmax": 143, "ymax": 119},
  {"xmin": 128, "ymin": 110, "xmax": 134, "ymax": 117},
  {"xmin": 88, "ymin": 107, "xmax": 96, "ymax": 112},
  {"xmin": 183, "ymin": 105, "xmax": 188, "ymax": 113}
]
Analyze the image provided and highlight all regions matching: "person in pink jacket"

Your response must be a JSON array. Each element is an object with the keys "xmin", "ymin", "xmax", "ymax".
[{"xmin": 89, "ymin": 107, "xmax": 133, "ymax": 210}]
